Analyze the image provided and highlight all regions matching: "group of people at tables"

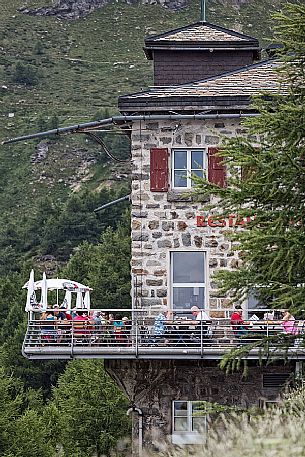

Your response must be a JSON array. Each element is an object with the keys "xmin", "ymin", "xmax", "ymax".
[
  {"xmin": 37, "ymin": 303, "xmax": 300, "ymax": 346},
  {"xmin": 230, "ymin": 306, "xmax": 300, "ymax": 340},
  {"xmin": 39, "ymin": 306, "xmax": 131, "ymax": 344},
  {"xmin": 152, "ymin": 305, "xmax": 211, "ymax": 345},
  {"xmin": 151, "ymin": 304, "xmax": 300, "ymax": 346}
]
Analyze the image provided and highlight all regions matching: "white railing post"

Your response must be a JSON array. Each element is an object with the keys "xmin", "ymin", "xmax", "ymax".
[{"xmin": 135, "ymin": 316, "xmax": 139, "ymax": 358}]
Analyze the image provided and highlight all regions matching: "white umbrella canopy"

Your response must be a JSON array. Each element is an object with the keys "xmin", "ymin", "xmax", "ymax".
[
  {"xmin": 76, "ymin": 291, "xmax": 83, "ymax": 309},
  {"xmin": 32, "ymin": 278, "xmax": 92, "ymax": 291},
  {"xmin": 40, "ymin": 272, "xmax": 48, "ymax": 311},
  {"xmin": 23, "ymin": 273, "xmax": 93, "ymax": 312},
  {"xmin": 83, "ymin": 290, "xmax": 91, "ymax": 310},
  {"xmin": 62, "ymin": 290, "xmax": 72, "ymax": 309},
  {"xmin": 25, "ymin": 269, "xmax": 37, "ymax": 312}
]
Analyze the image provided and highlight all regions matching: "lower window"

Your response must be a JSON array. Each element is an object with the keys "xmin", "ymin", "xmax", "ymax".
[{"xmin": 172, "ymin": 400, "xmax": 208, "ymax": 444}]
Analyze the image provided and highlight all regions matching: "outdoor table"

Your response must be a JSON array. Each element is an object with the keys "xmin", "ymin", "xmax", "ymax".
[
  {"xmin": 168, "ymin": 320, "xmax": 212, "ymax": 346},
  {"xmin": 249, "ymin": 320, "xmax": 283, "ymax": 337}
]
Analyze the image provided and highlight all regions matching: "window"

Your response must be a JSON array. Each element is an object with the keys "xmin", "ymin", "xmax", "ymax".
[
  {"xmin": 172, "ymin": 149, "xmax": 205, "ymax": 189},
  {"xmin": 171, "ymin": 251, "xmax": 206, "ymax": 312},
  {"xmin": 172, "ymin": 401, "xmax": 208, "ymax": 444}
]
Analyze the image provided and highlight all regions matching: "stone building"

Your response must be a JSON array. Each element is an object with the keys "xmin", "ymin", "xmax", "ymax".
[
  {"xmin": 105, "ymin": 22, "xmax": 294, "ymax": 454},
  {"xmin": 21, "ymin": 21, "xmax": 299, "ymax": 456}
]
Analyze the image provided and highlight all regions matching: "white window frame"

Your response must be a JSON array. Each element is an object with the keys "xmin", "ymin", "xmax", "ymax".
[
  {"xmin": 172, "ymin": 400, "xmax": 208, "ymax": 445},
  {"xmin": 170, "ymin": 250, "xmax": 206, "ymax": 312},
  {"xmin": 171, "ymin": 148, "xmax": 206, "ymax": 189},
  {"xmin": 258, "ymin": 399, "xmax": 279, "ymax": 410}
]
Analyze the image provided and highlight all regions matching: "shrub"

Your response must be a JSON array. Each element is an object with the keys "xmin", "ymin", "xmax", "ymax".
[{"xmin": 11, "ymin": 62, "xmax": 40, "ymax": 86}]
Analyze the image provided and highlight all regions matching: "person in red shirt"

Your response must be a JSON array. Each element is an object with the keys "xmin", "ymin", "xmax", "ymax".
[
  {"xmin": 73, "ymin": 311, "xmax": 89, "ymax": 342},
  {"xmin": 231, "ymin": 305, "xmax": 248, "ymax": 338}
]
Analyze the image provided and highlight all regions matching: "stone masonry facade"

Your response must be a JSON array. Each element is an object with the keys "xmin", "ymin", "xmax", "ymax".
[
  {"xmin": 105, "ymin": 359, "xmax": 294, "ymax": 452},
  {"xmin": 131, "ymin": 118, "xmax": 258, "ymax": 314}
]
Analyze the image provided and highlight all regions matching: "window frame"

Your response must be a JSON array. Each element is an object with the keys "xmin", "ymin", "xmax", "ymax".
[
  {"xmin": 172, "ymin": 400, "xmax": 208, "ymax": 444},
  {"xmin": 171, "ymin": 148, "xmax": 206, "ymax": 190},
  {"xmin": 170, "ymin": 250, "xmax": 206, "ymax": 313}
]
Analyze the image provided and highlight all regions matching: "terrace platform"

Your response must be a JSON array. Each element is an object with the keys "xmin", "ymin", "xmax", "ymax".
[{"xmin": 22, "ymin": 314, "xmax": 305, "ymax": 360}]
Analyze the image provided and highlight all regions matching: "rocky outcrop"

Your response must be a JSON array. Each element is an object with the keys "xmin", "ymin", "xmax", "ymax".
[
  {"xmin": 19, "ymin": 0, "xmax": 188, "ymax": 19},
  {"xmin": 19, "ymin": 0, "xmax": 110, "ymax": 20}
]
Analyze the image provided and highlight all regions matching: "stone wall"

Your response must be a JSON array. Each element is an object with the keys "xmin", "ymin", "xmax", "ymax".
[
  {"xmin": 105, "ymin": 359, "xmax": 294, "ymax": 453},
  {"xmin": 131, "ymin": 118, "xmax": 259, "ymax": 314}
]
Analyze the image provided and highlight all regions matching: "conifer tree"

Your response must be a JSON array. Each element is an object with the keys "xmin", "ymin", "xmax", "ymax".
[{"xmin": 195, "ymin": 3, "xmax": 305, "ymax": 314}]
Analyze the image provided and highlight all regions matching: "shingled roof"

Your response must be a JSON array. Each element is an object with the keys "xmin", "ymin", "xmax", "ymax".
[
  {"xmin": 144, "ymin": 21, "xmax": 260, "ymax": 60},
  {"xmin": 118, "ymin": 59, "xmax": 288, "ymax": 113}
]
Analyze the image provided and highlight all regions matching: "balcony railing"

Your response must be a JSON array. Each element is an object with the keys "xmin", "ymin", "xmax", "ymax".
[{"xmin": 22, "ymin": 309, "xmax": 305, "ymax": 360}]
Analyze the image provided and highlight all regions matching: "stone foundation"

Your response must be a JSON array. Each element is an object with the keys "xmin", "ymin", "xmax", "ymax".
[{"xmin": 105, "ymin": 359, "xmax": 294, "ymax": 454}]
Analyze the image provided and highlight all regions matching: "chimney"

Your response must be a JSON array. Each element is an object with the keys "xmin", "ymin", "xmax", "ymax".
[{"xmin": 144, "ymin": 22, "xmax": 261, "ymax": 86}]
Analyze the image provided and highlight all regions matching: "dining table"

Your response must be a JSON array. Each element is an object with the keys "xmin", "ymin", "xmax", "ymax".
[
  {"xmin": 248, "ymin": 320, "xmax": 283, "ymax": 337},
  {"xmin": 167, "ymin": 319, "xmax": 212, "ymax": 346}
]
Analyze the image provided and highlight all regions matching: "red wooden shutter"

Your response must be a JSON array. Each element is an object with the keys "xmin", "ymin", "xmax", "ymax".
[
  {"xmin": 150, "ymin": 148, "xmax": 169, "ymax": 192},
  {"xmin": 208, "ymin": 147, "xmax": 226, "ymax": 188}
]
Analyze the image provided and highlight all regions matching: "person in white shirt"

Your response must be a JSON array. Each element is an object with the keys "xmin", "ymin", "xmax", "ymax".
[
  {"xmin": 190, "ymin": 306, "xmax": 211, "ymax": 342},
  {"xmin": 190, "ymin": 306, "xmax": 210, "ymax": 321}
]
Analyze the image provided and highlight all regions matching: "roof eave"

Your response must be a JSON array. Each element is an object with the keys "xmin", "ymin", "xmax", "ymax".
[
  {"xmin": 143, "ymin": 44, "xmax": 261, "ymax": 60},
  {"xmin": 118, "ymin": 95, "xmax": 253, "ymax": 112},
  {"xmin": 144, "ymin": 39, "xmax": 260, "ymax": 49},
  {"xmin": 144, "ymin": 21, "xmax": 260, "ymax": 44}
]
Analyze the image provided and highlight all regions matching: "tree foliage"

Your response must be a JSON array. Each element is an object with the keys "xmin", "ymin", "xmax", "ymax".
[
  {"xmin": 0, "ymin": 368, "xmax": 54, "ymax": 457},
  {"xmin": 194, "ymin": 2, "xmax": 305, "ymax": 314},
  {"xmin": 11, "ymin": 62, "xmax": 41, "ymax": 86},
  {"xmin": 63, "ymin": 210, "xmax": 131, "ymax": 309},
  {"xmin": 48, "ymin": 359, "xmax": 131, "ymax": 457}
]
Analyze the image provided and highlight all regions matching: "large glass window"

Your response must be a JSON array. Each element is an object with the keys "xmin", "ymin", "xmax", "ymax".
[
  {"xmin": 171, "ymin": 251, "xmax": 206, "ymax": 312},
  {"xmin": 173, "ymin": 401, "xmax": 208, "ymax": 434},
  {"xmin": 172, "ymin": 149, "xmax": 205, "ymax": 189}
]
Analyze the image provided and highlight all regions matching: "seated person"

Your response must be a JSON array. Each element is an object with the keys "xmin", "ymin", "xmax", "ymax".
[
  {"xmin": 281, "ymin": 310, "xmax": 298, "ymax": 335},
  {"xmin": 190, "ymin": 306, "xmax": 210, "ymax": 321},
  {"xmin": 231, "ymin": 305, "xmax": 248, "ymax": 338},
  {"xmin": 113, "ymin": 314, "xmax": 125, "ymax": 343},
  {"xmin": 53, "ymin": 305, "xmax": 67, "ymax": 321},
  {"xmin": 190, "ymin": 306, "xmax": 211, "ymax": 340},
  {"xmin": 73, "ymin": 311, "xmax": 89, "ymax": 340},
  {"xmin": 40, "ymin": 309, "xmax": 57, "ymax": 342},
  {"xmin": 153, "ymin": 305, "xmax": 169, "ymax": 341},
  {"xmin": 122, "ymin": 316, "xmax": 131, "ymax": 343}
]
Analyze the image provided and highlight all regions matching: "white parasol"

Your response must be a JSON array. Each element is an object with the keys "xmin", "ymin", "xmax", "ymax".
[
  {"xmin": 31, "ymin": 278, "xmax": 92, "ymax": 292},
  {"xmin": 24, "ymin": 269, "xmax": 37, "ymax": 312},
  {"xmin": 83, "ymin": 290, "xmax": 91, "ymax": 310},
  {"xmin": 23, "ymin": 273, "xmax": 92, "ymax": 312},
  {"xmin": 76, "ymin": 291, "xmax": 83, "ymax": 308},
  {"xmin": 62, "ymin": 290, "xmax": 72, "ymax": 309},
  {"xmin": 40, "ymin": 272, "xmax": 48, "ymax": 311}
]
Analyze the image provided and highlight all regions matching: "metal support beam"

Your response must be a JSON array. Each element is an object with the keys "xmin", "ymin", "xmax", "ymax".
[
  {"xmin": 2, "ymin": 113, "xmax": 259, "ymax": 145},
  {"xmin": 94, "ymin": 195, "xmax": 130, "ymax": 213}
]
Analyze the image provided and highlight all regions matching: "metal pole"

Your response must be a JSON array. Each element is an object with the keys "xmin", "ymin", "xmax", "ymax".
[
  {"xmin": 94, "ymin": 194, "xmax": 130, "ymax": 213},
  {"xmin": 200, "ymin": 319, "xmax": 203, "ymax": 358},
  {"xmin": 201, "ymin": 0, "xmax": 206, "ymax": 22},
  {"xmin": 2, "ymin": 113, "xmax": 260, "ymax": 145}
]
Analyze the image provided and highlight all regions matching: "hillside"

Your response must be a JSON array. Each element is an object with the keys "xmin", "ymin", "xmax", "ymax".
[{"xmin": 0, "ymin": 0, "xmax": 291, "ymax": 263}]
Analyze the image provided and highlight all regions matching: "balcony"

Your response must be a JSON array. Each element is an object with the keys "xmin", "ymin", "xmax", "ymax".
[{"xmin": 22, "ymin": 309, "xmax": 305, "ymax": 360}]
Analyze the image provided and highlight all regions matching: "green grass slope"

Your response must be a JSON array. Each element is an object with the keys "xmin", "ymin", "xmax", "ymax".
[{"xmin": 0, "ymin": 0, "xmax": 289, "ymax": 219}]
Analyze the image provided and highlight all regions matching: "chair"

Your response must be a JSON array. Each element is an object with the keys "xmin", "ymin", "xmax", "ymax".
[{"xmin": 72, "ymin": 320, "xmax": 90, "ymax": 344}]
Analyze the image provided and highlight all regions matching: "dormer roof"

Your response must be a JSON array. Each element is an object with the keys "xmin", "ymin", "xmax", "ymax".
[
  {"xmin": 118, "ymin": 59, "xmax": 288, "ymax": 113},
  {"xmin": 144, "ymin": 21, "xmax": 260, "ymax": 60}
]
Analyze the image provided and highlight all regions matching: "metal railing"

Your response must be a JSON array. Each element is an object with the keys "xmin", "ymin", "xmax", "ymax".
[{"xmin": 22, "ymin": 309, "xmax": 305, "ymax": 359}]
